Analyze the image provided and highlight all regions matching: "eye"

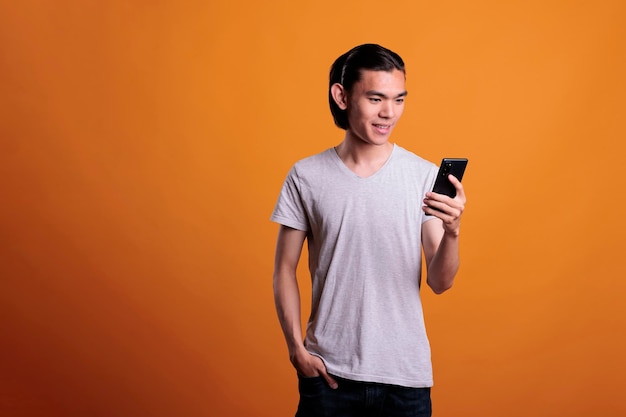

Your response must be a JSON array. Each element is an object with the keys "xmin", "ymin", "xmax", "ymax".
[
  {"xmin": 395, "ymin": 98, "xmax": 405, "ymax": 104},
  {"xmin": 369, "ymin": 97, "xmax": 381, "ymax": 103}
]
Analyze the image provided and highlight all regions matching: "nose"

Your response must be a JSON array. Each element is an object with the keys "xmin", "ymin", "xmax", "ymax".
[{"xmin": 379, "ymin": 100, "xmax": 394, "ymax": 119}]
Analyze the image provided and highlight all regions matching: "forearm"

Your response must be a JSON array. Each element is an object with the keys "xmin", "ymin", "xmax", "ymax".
[
  {"xmin": 273, "ymin": 269, "xmax": 306, "ymax": 357},
  {"xmin": 271, "ymin": 225, "xmax": 326, "ymax": 378},
  {"xmin": 426, "ymin": 231, "xmax": 460, "ymax": 294},
  {"xmin": 274, "ymin": 268, "xmax": 337, "ymax": 386}
]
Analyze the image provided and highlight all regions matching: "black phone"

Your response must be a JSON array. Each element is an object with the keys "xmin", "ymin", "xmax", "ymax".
[{"xmin": 432, "ymin": 158, "xmax": 468, "ymax": 198}]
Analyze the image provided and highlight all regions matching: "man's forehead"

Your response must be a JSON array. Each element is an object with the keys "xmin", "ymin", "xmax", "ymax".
[{"xmin": 354, "ymin": 69, "xmax": 407, "ymax": 93}]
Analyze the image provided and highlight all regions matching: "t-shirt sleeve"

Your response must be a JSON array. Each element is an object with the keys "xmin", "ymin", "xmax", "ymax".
[
  {"xmin": 270, "ymin": 166, "xmax": 309, "ymax": 231},
  {"xmin": 422, "ymin": 164, "xmax": 439, "ymax": 224}
]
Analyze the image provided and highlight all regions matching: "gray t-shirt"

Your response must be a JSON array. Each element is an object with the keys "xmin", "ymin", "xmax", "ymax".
[{"xmin": 271, "ymin": 144, "xmax": 438, "ymax": 388}]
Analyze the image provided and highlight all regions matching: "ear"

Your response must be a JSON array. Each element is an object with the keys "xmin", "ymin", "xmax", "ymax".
[{"xmin": 330, "ymin": 83, "xmax": 348, "ymax": 110}]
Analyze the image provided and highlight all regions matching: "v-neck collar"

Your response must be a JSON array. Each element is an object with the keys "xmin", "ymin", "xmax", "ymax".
[{"xmin": 331, "ymin": 144, "xmax": 397, "ymax": 179}]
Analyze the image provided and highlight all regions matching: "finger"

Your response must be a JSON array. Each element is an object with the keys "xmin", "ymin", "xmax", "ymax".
[
  {"xmin": 318, "ymin": 367, "xmax": 338, "ymax": 389},
  {"xmin": 423, "ymin": 196, "xmax": 451, "ymax": 214},
  {"xmin": 448, "ymin": 174, "xmax": 466, "ymax": 201},
  {"xmin": 323, "ymin": 372, "xmax": 339, "ymax": 389},
  {"xmin": 447, "ymin": 174, "xmax": 462, "ymax": 191},
  {"xmin": 423, "ymin": 205, "xmax": 449, "ymax": 221}
]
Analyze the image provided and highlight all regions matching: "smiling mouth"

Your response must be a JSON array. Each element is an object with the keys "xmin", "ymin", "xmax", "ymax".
[{"xmin": 373, "ymin": 124, "xmax": 391, "ymax": 131}]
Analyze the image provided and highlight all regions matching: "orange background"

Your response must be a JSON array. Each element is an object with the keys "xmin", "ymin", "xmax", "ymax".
[{"xmin": 1, "ymin": 1, "xmax": 625, "ymax": 416}]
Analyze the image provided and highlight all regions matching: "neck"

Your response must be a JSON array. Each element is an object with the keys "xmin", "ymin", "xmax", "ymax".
[{"xmin": 335, "ymin": 136, "xmax": 394, "ymax": 177}]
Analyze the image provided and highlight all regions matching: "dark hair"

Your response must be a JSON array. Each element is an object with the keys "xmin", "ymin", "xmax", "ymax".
[{"xmin": 329, "ymin": 43, "xmax": 406, "ymax": 130}]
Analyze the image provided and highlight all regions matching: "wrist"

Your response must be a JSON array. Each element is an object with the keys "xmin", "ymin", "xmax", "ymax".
[
  {"xmin": 443, "ymin": 228, "xmax": 460, "ymax": 239},
  {"xmin": 288, "ymin": 343, "xmax": 308, "ymax": 360}
]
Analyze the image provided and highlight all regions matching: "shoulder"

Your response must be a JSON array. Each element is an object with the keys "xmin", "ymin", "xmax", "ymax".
[
  {"xmin": 290, "ymin": 148, "xmax": 337, "ymax": 177},
  {"xmin": 392, "ymin": 144, "xmax": 438, "ymax": 172},
  {"xmin": 294, "ymin": 148, "xmax": 335, "ymax": 167}
]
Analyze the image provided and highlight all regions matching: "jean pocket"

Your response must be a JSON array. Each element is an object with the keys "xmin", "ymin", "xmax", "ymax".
[{"xmin": 297, "ymin": 375, "xmax": 325, "ymax": 394}]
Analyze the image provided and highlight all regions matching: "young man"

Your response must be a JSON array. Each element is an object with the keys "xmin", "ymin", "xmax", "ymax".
[{"xmin": 271, "ymin": 44, "xmax": 466, "ymax": 417}]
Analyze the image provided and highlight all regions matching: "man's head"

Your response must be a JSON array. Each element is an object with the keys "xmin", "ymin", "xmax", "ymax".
[{"xmin": 329, "ymin": 44, "xmax": 406, "ymax": 130}]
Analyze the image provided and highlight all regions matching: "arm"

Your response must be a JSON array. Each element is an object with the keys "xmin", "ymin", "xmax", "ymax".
[
  {"xmin": 421, "ymin": 175, "xmax": 467, "ymax": 294},
  {"xmin": 272, "ymin": 225, "xmax": 338, "ymax": 388}
]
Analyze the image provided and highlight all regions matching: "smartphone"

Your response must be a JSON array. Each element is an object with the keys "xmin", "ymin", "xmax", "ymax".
[{"xmin": 432, "ymin": 158, "xmax": 468, "ymax": 198}]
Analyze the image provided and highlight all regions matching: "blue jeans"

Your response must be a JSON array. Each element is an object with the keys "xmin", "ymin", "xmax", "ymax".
[{"xmin": 295, "ymin": 375, "xmax": 432, "ymax": 417}]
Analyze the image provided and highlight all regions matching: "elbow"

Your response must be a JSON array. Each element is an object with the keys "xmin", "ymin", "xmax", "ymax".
[
  {"xmin": 428, "ymin": 279, "xmax": 454, "ymax": 295},
  {"xmin": 426, "ymin": 264, "xmax": 459, "ymax": 295}
]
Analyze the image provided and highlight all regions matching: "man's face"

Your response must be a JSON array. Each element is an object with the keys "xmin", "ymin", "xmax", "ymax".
[{"xmin": 345, "ymin": 69, "xmax": 406, "ymax": 146}]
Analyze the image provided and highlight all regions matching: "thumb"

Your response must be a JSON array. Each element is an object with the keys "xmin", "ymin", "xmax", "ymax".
[{"xmin": 318, "ymin": 367, "xmax": 338, "ymax": 389}]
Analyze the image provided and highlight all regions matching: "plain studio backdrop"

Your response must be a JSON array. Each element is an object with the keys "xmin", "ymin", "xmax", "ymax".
[{"xmin": 1, "ymin": 1, "xmax": 625, "ymax": 416}]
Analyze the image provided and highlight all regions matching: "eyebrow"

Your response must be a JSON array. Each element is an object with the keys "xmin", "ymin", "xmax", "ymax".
[{"xmin": 365, "ymin": 90, "xmax": 408, "ymax": 99}]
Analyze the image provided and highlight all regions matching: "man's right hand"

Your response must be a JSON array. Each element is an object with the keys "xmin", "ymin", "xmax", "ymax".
[{"xmin": 290, "ymin": 347, "xmax": 338, "ymax": 389}]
